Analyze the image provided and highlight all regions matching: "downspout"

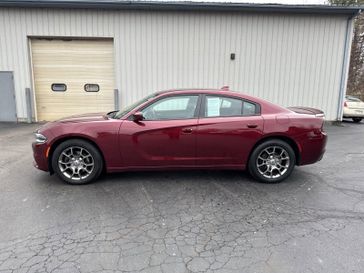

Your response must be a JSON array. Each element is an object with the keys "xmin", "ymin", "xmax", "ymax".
[{"xmin": 337, "ymin": 14, "xmax": 356, "ymax": 121}]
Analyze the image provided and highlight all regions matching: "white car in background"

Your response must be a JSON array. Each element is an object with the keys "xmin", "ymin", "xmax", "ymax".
[{"xmin": 343, "ymin": 95, "xmax": 364, "ymax": 123}]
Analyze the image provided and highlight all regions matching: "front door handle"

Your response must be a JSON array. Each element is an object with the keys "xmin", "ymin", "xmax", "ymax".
[
  {"xmin": 247, "ymin": 124, "xmax": 258, "ymax": 128},
  {"xmin": 182, "ymin": 128, "xmax": 193, "ymax": 134}
]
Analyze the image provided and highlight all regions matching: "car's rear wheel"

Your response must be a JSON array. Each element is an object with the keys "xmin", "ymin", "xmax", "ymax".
[
  {"xmin": 248, "ymin": 139, "xmax": 296, "ymax": 183},
  {"xmin": 52, "ymin": 139, "xmax": 103, "ymax": 185},
  {"xmin": 352, "ymin": 118, "xmax": 362, "ymax": 123}
]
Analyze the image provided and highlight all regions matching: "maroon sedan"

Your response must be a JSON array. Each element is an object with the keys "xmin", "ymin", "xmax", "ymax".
[{"xmin": 33, "ymin": 88, "xmax": 327, "ymax": 184}]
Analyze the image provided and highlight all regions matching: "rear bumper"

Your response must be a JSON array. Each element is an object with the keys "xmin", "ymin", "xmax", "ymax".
[
  {"xmin": 298, "ymin": 131, "xmax": 327, "ymax": 166},
  {"xmin": 343, "ymin": 114, "xmax": 364, "ymax": 118},
  {"xmin": 343, "ymin": 108, "xmax": 364, "ymax": 118},
  {"xmin": 32, "ymin": 142, "xmax": 49, "ymax": 172}
]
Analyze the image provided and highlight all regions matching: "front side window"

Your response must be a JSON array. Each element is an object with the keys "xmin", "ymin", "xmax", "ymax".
[
  {"xmin": 142, "ymin": 95, "xmax": 199, "ymax": 120},
  {"xmin": 204, "ymin": 96, "xmax": 258, "ymax": 117}
]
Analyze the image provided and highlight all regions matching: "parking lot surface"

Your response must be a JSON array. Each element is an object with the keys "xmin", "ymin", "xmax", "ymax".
[{"xmin": 0, "ymin": 121, "xmax": 364, "ymax": 273}]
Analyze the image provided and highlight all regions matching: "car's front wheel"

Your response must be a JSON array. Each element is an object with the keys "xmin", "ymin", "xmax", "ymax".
[
  {"xmin": 352, "ymin": 118, "xmax": 362, "ymax": 123},
  {"xmin": 248, "ymin": 139, "xmax": 296, "ymax": 183},
  {"xmin": 52, "ymin": 139, "xmax": 103, "ymax": 185}
]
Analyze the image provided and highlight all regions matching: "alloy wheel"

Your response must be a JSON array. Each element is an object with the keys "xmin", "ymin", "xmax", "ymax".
[
  {"xmin": 58, "ymin": 146, "xmax": 95, "ymax": 181},
  {"xmin": 256, "ymin": 146, "xmax": 290, "ymax": 179}
]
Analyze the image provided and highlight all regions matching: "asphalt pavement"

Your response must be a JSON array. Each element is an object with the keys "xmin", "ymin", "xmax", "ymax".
[{"xmin": 0, "ymin": 120, "xmax": 363, "ymax": 273}]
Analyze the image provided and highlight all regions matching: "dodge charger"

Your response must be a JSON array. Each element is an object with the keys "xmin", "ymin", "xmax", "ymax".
[{"xmin": 33, "ymin": 88, "xmax": 327, "ymax": 184}]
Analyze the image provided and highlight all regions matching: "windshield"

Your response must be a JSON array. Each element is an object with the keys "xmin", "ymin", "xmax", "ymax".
[{"xmin": 113, "ymin": 92, "xmax": 161, "ymax": 119}]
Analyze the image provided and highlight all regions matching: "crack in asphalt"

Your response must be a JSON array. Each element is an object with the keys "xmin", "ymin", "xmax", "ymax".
[
  {"xmin": 1, "ymin": 181, "xmax": 363, "ymax": 273},
  {"xmin": 0, "ymin": 123, "xmax": 364, "ymax": 273}
]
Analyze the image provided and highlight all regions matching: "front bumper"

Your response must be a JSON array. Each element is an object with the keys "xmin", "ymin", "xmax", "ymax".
[{"xmin": 32, "ymin": 142, "xmax": 49, "ymax": 172}]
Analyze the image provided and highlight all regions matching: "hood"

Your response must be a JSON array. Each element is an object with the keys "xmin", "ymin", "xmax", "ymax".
[{"xmin": 56, "ymin": 112, "xmax": 108, "ymax": 123}]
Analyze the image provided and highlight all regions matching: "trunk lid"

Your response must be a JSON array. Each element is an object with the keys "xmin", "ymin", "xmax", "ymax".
[
  {"xmin": 346, "ymin": 100, "xmax": 364, "ymax": 110},
  {"xmin": 287, "ymin": 106, "xmax": 325, "ymax": 117}
]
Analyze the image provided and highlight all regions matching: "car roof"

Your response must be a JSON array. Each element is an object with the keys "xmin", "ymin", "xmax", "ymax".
[
  {"xmin": 157, "ymin": 88, "xmax": 225, "ymax": 94},
  {"xmin": 158, "ymin": 88, "xmax": 241, "ymax": 96},
  {"xmin": 156, "ymin": 88, "xmax": 263, "ymax": 103},
  {"xmin": 345, "ymin": 95, "xmax": 362, "ymax": 101}
]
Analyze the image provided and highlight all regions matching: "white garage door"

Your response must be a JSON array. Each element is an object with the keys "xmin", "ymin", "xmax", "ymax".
[{"xmin": 31, "ymin": 39, "xmax": 115, "ymax": 121}]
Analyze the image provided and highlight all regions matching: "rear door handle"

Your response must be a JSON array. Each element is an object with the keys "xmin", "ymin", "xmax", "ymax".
[
  {"xmin": 247, "ymin": 124, "xmax": 258, "ymax": 128},
  {"xmin": 182, "ymin": 128, "xmax": 193, "ymax": 134}
]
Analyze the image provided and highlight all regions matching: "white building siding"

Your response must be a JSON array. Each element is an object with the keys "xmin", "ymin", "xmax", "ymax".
[{"xmin": 0, "ymin": 8, "xmax": 349, "ymax": 120}]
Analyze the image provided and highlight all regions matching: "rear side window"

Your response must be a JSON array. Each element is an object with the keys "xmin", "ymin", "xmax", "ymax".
[
  {"xmin": 243, "ymin": 101, "xmax": 257, "ymax": 116},
  {"xmin": 204, "ymin": 96, "xmax": 259, "ymax": 117}
]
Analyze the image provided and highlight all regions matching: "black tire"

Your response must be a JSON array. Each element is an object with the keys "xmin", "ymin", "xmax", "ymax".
[
  {"xmin": 352, "ymin": 118, "xmax": 362, "ymax": 123},
  {"xmin": 248, "ymin": 139, "xmax": 296, "ymax": 183},
  {"xmin": 52, "ymin": 139, "xmax": 103, "ymax": 185}
]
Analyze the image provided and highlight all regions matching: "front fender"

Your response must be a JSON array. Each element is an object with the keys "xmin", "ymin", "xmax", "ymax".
[{"xmin": 44, "ymin": 119, "xmax": 123, "ymax": 172}]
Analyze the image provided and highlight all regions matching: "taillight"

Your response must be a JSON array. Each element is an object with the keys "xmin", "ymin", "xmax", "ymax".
[{"xmin": 344, "ymin": 101, "xmax": 348, "ymax": 107}]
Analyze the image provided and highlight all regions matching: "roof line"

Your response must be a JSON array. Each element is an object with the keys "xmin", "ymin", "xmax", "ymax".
[{"xmin": 0, "ymin": 1, "xmax": 362, "ymax": 16}]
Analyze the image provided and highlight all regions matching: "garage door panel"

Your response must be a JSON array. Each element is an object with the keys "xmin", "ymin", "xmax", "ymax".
[
  {"xmin": 32, "ymin": 39, "xmax": 112, "ymax": 48},
  {"xmin": 35, "ymin": 74, "xmax": 114, "ymax": 79},
  {"xmin": 34, "ymin": 76, "xmax": 115, "ymax": 81},
  {"xmin": 34, "ymin": 80, "xmax": 114, "ymax": 88},
  {"xmin": 31, "ymin": 39, "xmax": 115, "ymax": 121},
  {"xmin": 33, "ymin": 64, "xmax": 114, "ymax": 71},
  {"xmin": 33, "ymin": 58, "xmax": 114, "ymax": 67}
]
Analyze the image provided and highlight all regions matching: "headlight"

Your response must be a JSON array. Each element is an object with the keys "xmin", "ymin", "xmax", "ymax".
[{"xmin": 34, "ymin": 132, "xmax": 47, "ymax": 144}]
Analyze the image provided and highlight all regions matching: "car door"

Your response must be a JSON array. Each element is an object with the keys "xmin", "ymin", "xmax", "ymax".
[
  {"xmin": 195, "ymin": 94, "xmax": 264, "ymax": 167},
  {"xmin": 119, "ymin": 94, "xmax": 201, "ymax": 168}
]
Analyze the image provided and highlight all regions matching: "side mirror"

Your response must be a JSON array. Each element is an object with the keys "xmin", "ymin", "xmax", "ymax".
[{"xmin": 132, "ymin": 112, "xmax": 144, "ymax": 122}]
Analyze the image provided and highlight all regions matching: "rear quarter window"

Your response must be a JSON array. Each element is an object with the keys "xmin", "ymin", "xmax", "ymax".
[{"xmin": 205, "ymin": 95, "xmax": 260, "ymax": 117}]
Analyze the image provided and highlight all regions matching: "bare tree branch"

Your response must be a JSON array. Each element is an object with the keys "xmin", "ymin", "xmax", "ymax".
[{"xmin": 328, "ymin": 0, "xmax": 364, "ymax": 100}]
